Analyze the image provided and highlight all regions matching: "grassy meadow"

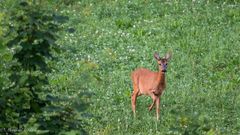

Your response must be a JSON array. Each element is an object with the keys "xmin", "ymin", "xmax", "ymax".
[{"xmin": 1, "ymin": 0, "xmax": 240, "ymax": 134}]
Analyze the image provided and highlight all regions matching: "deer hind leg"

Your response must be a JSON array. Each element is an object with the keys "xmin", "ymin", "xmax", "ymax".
[
  {"xmin": 148, "ymin": 94, "xmax": 157, "ymax": 111},
  {"xmin": 148, "ymin": 98, "xmax": 156, "ymax": 111},
  {"xmin": 131, "ymin": 84, "xmax": 139, "ymax": 118},
  {"xmin": 156, "ymin": 97, "xmax": 160, "ymax": 120}
]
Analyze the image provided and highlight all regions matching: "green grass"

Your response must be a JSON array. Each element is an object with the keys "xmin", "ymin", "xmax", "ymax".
[{"xmin": 49, "ymin": 0, "xmax": 240, "ymax": 134}]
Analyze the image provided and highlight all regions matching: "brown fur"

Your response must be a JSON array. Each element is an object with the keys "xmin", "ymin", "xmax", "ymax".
[{"xmin": 131, "ymin": 52, "xmax": 171, "ymax": 120}]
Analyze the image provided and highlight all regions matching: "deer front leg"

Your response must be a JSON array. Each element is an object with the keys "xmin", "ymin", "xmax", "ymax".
[{"xmin": 156, "ymin": 97, "xmax": 160, "ymax": 120}]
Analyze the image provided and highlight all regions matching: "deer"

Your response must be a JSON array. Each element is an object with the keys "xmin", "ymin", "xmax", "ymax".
[{"xmin": 131, "ymin": 51, "xmax": 172, "ymax": 120}]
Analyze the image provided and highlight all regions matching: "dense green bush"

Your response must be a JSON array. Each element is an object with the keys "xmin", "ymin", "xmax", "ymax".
[{"xmin": 0, "ymin": 1, "xmax": 89, "ymax": 134}]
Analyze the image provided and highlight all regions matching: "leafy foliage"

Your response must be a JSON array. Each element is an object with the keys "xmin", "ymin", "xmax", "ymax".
[{"xmin": 0, "ymin": 1, "xmax": 88, "ymax": 134}]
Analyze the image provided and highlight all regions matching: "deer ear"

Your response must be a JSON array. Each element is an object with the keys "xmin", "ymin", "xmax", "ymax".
[
  {"xmin": 165, "ymin": 52, "xmax": 172, "ymax": 61},
  {"xmin": 154, "ymin": 52, "xmax": 161, "ymax": 60}
]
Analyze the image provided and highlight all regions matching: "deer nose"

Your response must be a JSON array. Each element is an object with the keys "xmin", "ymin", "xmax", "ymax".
[{"xmin": 162, "ymin": 65, "xmax": 167, "ymax": 72}]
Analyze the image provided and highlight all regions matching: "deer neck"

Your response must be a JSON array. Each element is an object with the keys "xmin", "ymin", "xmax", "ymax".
[
  {"xmin": 157, "ymin": 71, "xmax": 165, "ymax": 85},
  {"xmin": 152, "ymin": 71, "xmax": 166, "ymax": 95}
]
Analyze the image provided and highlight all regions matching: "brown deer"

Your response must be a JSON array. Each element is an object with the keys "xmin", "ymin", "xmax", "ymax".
[{"xmin": 131, "ymin": 51, "xmax": 172, "ymax": 120}]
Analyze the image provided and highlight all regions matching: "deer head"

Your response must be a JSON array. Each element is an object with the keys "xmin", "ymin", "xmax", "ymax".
[{"xmin": 154, "ymin": 52, "xmax": 172, "ymax": 73}]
